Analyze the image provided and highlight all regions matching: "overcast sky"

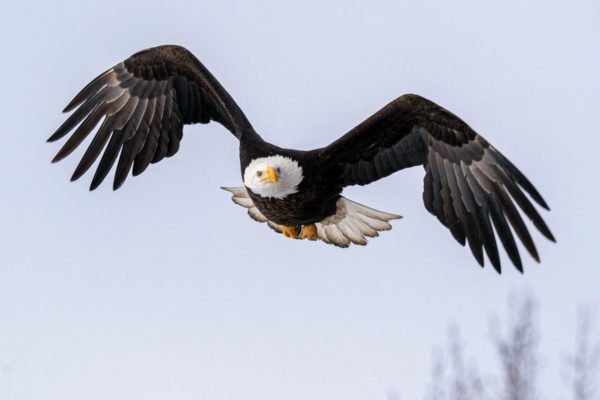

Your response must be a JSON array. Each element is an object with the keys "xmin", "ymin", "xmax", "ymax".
[{"xmin": 1, "ymin": 0, "xmax": 599, "ymax": 399}]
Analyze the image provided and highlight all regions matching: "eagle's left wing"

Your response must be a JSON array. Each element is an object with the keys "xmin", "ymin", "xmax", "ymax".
[{"xmin": 320, "ymin": 94, "xmax": 554, "ymax": 273}]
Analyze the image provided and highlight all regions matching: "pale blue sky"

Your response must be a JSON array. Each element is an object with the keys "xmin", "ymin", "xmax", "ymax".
[{"xmin": 1, "ymin": 0, "xmax": 599, "ymax": 399}]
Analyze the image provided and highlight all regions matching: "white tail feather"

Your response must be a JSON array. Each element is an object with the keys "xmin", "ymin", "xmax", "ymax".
[
  {"xmin": 221, "ymin": 186, "xmax": 281, "ymax": 231},
  {"xmin": 316, "ymin": 197, "xmax": 401, "ymax": 247},
  {"xmin": 222, "ymin": 187, "xmax": 401, "ymax": 246}
]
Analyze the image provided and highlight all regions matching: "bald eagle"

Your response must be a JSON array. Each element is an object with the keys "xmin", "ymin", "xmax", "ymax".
[{"xmin": 48, "ymin": 45, "xmax": 555, "ymax": 273}]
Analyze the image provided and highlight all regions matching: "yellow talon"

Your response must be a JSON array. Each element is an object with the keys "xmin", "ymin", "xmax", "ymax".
[
  {"xmin": 300, "ymin": 224, "xmax": 319, "ymax": 241},
  {"xmin": 280, "ymin": 225, "xmax": 299, "ymax": 239}
]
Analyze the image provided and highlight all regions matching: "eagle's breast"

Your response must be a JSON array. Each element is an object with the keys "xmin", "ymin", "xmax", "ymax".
[{"xmin": 242, "ymin": 154, "xmax": 340, "ymax": 226}]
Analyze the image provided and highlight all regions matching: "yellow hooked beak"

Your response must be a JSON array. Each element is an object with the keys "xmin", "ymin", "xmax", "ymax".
[{"xmin": 264, "ymin": 166, "xmax": 278, "ymax": 186}]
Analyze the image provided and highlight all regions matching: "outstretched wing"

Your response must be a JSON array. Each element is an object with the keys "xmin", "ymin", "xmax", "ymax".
[
  {"xmin": 320, "ymin": 94, "xmax": 554, "ymax": 273},
  {"xmin": 48, "ymin": 45, "xmax": 254, "ymax": 190}
]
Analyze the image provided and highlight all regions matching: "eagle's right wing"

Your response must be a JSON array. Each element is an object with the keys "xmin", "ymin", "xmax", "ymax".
[{"xmin": 48, "ymin": 45, "xmax": 255, "ymax": 190}]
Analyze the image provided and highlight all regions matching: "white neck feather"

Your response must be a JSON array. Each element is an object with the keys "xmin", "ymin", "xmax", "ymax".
[{"xmin": 243, "ymin": 155, "xmax": 303, "ymax": 199}]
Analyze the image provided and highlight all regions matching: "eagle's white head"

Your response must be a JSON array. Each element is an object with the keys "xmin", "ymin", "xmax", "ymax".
[{"xmin": 243, "ymin": 155, "xmax": 303, "ymax": 199}]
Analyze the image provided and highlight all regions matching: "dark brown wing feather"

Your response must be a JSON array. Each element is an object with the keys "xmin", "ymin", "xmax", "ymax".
[
  {"xmin": 321, "ymin": 94, "xmax": 554, "ymax": 273},
  {"xmin": 48, "ymin": 45, "xmax": 254, "ymax": 190}
]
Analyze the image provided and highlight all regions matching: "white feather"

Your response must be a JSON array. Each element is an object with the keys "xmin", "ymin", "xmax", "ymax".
[
  {"xmin": 243, "ymin": 155, "xmax": 303, "ymax": 199},
  {"xmin": 324, "ymin": 224, "xmax": 350, "ymax": 247},
  {"xmin": 222, "ymin": 186, "xmax": 272, "ymax": 225},
  {"xmin": 338, "ymin": 219, "xmax": 367, "ymax": 245},
  {"xmin": 316, "ymin": 197, "xmax": 401, "ymax": 247}
]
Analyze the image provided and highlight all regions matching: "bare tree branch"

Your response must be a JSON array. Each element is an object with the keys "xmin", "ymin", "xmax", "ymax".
[
  {"xmin": 565, "ymin": 309, "xmax": 600, "ymax": 400},
  {"xmin": 421, "ymin": 294, "xmax": 598, "ymax": 400},
  {"xmin": 427, "ymin": 348, "xmax": 446, "ymax": 400},
  {"xmin": 425, "ymin": 326, "xmax": 487, "ymax": 400},
  {"xmin": 493, "ymin": 295, "xmax": 540, "ymax": 400}
]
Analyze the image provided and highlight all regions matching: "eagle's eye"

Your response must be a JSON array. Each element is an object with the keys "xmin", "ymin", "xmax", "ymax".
[
  {"xmin": 256, "ymin": 171, "xmax": 263, "ymax": 177},
  {"xmin": 276, "ymin": 167, "xmax": 281, "ymax": 174}
]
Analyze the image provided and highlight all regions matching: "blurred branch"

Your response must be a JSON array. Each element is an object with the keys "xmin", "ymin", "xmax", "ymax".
[
  {"xmin": 427, "ymin": 348, "xmax": 446, "ymax": 400},
  {"xmin": 565, "ymin": 309, "xmax": 600, "ymax": 400},
  {"xmin": 425, "ymin": 326, "xmax": 486, "ymax": 400},
  {"xmin": 494, "ymin": 295, "xmax": 540, "ymax": 400},
  {"xmin": 420, "ymin": 294, "xmax": 598, "ymax": 400}
]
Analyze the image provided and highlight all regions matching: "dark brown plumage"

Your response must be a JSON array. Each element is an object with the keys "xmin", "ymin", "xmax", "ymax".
[
  {"xmin": 49, "ymin": 44, "xmax": 555, "ymax": 273},
  {"xmin": 320, "ymin": 94, "xmax": 554, "ymax": 272},
  {"xmin": 48, "ymin": 45, "xmax": 252, "ymax": 190}
]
